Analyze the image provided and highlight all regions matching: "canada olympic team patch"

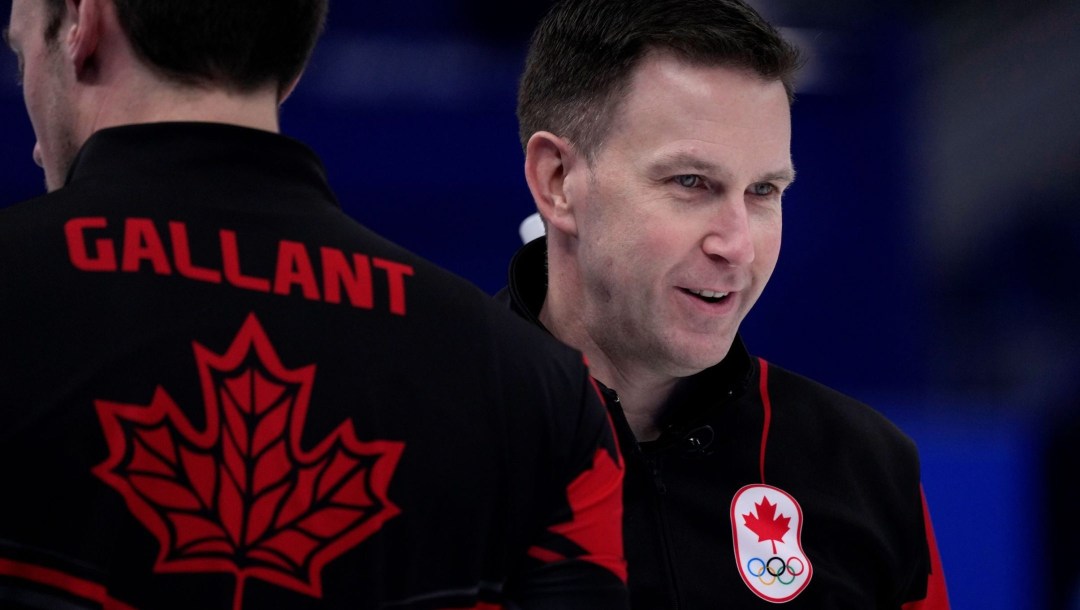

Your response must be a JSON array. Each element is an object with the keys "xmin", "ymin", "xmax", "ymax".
[{"xmin": 730, "ymin": 484, "xmax": 812, "ymax": 602}]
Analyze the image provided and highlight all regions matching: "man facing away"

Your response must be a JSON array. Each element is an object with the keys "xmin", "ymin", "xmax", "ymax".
[
  {"xmin": 0, "ymin": 0, "xmax": 628, "ymax": 608},
  {"xmin": 501, "ymin": 0, "xmax": 950, "ymax": 607}
]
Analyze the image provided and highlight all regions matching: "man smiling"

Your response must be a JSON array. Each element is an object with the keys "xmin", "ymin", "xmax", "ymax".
[
  {"xmin": 534, "ymin": 55, "xmax": 791, "ymax": 440},
  {"xmin": 503, "ymin": 0, "xmax": 950, "ymax": 607}
]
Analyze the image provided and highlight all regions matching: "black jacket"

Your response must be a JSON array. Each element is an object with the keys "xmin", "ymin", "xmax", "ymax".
[
  {"xmin": 0, "ymin": 124, "xmax": 628, "ymax": 610},
  {"xmin": 499, "ymin": 237, "xmax": 949, "ymax": 609}
]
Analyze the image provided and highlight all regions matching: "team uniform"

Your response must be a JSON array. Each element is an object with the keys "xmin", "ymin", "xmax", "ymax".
[
  {"xmin": 0, "ymin": 123, "xmax": 627, "ymax": 610},
  {"xmin": 500, "ymin": 237, "xmax": 949, "ymax": 609}
]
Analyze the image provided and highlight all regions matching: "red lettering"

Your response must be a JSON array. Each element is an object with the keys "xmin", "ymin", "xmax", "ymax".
[
  {"xmin": 65, "ymin": 218, "xmax": 409, "ymax": 315},
  {"xmin": 169, "ymin": 221, "xmax": 222, "ymax": 283},
  {"xmin": 373, "ymin": 258, "xmax": 414, "ymax": 316},
  {"xmin": 273, "ymin": 240, "xmax": 320, "ymax": 300},
  {"xmin": 220, "ymin": 229, "xmax": 270, "ymax": 292},
  {"xmin": 321, "ymin": 247, "xmax": 373, "ymax": 309},
  {"xmin": 120, "ymin": 218, "xmax": 172, "ymax": 275},
  {"xmin": 65, "ymin": 217, "xmax": 117, "ymax": 271}
]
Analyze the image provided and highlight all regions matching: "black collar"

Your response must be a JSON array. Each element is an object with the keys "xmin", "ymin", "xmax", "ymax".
[
  {"xmin": 501, "ymin": 236, "xmax": 550, "ymax": 330},
  {"xmin": 65, "ymin": 122, "xmax": 339, "ymax": 207}
]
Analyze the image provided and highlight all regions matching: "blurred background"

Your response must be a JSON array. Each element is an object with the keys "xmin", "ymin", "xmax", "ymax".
[{"xmin": 2, "ymin": 0, "xmax": 1079, "ymax": 606}]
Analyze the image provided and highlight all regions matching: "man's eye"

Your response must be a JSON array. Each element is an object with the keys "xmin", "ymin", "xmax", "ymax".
[
  {"xmin": 750, "ymin": 183, "xmax": 777, "ymax": 197},
  {"xmin": 674, "ymin": 175, "xmax": 704, "ymax": 189}
]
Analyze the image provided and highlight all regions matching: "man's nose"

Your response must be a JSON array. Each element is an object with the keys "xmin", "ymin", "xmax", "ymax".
[{"xmin": 701, "ymin": 196, "xmax": 755, "ymax": 267}]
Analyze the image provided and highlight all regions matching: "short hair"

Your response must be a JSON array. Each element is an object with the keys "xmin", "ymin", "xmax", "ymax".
[
  {"xmin": 41, "ymin": 0, "xmax": 328, "ymax": 93},
  {"xmin": 516, "ymin": 0, "xmax": 801, "ymax": 159}
]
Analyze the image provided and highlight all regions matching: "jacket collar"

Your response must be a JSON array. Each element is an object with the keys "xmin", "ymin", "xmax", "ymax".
[
  {"xmin": 64, "ymin": 122, "xmax": 339, "ymax": 207},
  {"xmin": 502, "ymin": 236, "xmax": 550, "ymax": 330}
]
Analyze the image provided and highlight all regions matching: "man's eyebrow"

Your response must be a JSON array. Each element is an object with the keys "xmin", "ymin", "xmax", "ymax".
[{"xmin": 759, "ymin": 167, "xmax": 796, "ymax": 185}]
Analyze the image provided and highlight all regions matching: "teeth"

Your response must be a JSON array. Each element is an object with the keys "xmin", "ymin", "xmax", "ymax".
[{"xmin": 688, "ymin": 289, "xmax": 729, "ymax": 299}]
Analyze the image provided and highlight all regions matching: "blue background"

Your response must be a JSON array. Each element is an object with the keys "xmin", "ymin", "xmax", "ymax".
[{"xmin": 3, "ymin": 1, "xmax": 1079, "ymax": 607}]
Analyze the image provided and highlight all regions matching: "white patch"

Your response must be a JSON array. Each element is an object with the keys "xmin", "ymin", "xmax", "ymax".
[
  {"xmin": 730, "ymin": 484, "xmax": 812, "ymax": 603},
  {"xmin": 519, "ymin": 212, "xmax": 545, "ymax": 244}
]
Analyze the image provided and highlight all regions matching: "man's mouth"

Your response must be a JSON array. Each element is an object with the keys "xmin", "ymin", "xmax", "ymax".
[{"xmin": 682, "ymin": 288, "xmax": 730, "ymax": 304}]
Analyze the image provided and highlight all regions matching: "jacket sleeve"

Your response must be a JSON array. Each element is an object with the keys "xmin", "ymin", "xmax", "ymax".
[
  {"xmin": 504, "ymin": 372, "xmax": 629, "ymax": 610},
  {"xmin": 901, "ymin": 486, "xmax": 950, "ymax": 610}
]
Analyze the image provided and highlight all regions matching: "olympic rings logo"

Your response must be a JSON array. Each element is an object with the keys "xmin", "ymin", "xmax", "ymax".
[{"xmin": 745, "ymin": 556, "xmax": 806, "ymax": 586}]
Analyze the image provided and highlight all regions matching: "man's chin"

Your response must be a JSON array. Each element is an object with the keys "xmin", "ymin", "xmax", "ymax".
[
  {"xmin": 663, "ymin": 344, "xmax": 735, "ymax": 378},
  {"xmin": 44, "ymin": 157, "xmax": 74, "ymax": 192},
  {"xmin": 45, "ymin": 173, "xmax": 64, "ymax": 192}
]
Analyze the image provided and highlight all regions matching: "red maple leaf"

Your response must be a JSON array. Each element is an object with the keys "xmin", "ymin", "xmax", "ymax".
[
  {"xmin": 93, "ymin": 313, "xmax": 405, "ymax": 610},
  {"xmin": 742, "ymin": 496, "xmax": 791, "ymax": 555}
]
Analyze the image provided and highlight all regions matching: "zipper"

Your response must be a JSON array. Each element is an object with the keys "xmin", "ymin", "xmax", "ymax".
[
  {"xmin": 604, "ymin": 389, "xmax": 682, "ymax": 609},
  {"xmin": 643, "ymin": 450, "xmax": 681, "ymax": 609},
  {"xmin": 648, "ymin": 453, "xmax": 667, "ymax": 495}
]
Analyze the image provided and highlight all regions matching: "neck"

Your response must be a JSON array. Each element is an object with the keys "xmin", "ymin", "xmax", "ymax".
[
  {"xmin": 540, "ymin": 250, "xmax": 678, "ymax": 442},
  {"xmin": 69, "ymin": 10, "xmax": 285, "ymax": 141},
  {"xmin": 80, "ymin": 78, "xmax": 282, "ymax": 140},
  {"xmin": 588, "ymin": 356, "xmax": 678, "ymax": 442}
]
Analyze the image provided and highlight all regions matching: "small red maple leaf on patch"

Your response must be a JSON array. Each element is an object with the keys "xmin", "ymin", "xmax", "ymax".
[
  {"xmin": 93, "ymin": 313, "xmax": 405, "ymax": 610},
  {"xmin": 742, "ymin": 496, "xmax": 791, "ymax": 555}
]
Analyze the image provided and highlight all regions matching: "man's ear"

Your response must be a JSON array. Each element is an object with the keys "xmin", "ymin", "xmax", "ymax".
[
  {"xmin": 524, "ymin": 131, "xmax": 582, "ymax": 237},
  {"xmin": 65, "ymin": 0, "xmax": 102, "ymax": 76}
]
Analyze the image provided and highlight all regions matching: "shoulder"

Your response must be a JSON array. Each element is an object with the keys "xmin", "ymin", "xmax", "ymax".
[
  {"xmin": 0, "ymin": 191, "xmax": 87, "ymax": 282},
  {"xmin": 760, "ymin": 360, "xmax": 919, "ymax": 473},
  {"xmin": 359, "ymin": 230, "xmax": 594, "ymax": 406},
  {"xmin": 755, "ymin": 361, "xmax": 936, "ymax": 606},
  {"xmin": 0, "ymin": 191, "xmax": 67, "ymax": 226}
]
